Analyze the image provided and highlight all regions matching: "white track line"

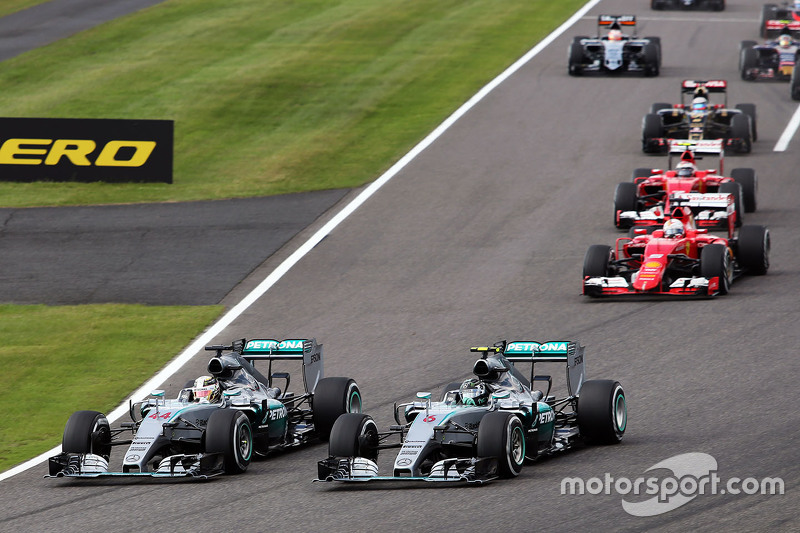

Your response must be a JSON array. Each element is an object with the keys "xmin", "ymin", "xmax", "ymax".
[
  {"xmin": 0, "ymin": 0, "xmax": 603, "ymax": 483},
  {"xmin": 774, "ymin": 104, "xmax": 800, "ymax": 151}
]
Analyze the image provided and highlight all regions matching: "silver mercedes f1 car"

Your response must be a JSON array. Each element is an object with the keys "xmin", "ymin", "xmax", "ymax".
[
  {"xmin": 315, "ymin": 340, "xmax": 626, "ymax": 484},
  {"xmin": 47, "ymin": 338, "xmax": 362, "ymax": 479}
]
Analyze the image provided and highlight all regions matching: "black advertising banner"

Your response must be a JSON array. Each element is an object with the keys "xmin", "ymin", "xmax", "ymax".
[{"xmin": 0, "ymin": 117, "xmax": 173, "ymax": 183}]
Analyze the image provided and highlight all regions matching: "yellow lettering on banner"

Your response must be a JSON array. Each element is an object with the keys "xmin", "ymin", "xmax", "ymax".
[
  {"xmin": 44, "ymin": 139, "xmax": 95, "ymax": 166},
  {"xmin": 0, "ymin": 138, "xmax": 52, "ymax": 164},
  {"xmin": 95, "ymin": 141, "xmax": 156, "ymax": 167}
]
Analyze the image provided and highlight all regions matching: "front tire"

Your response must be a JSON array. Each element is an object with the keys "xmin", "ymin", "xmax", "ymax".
[
  {"xmin": 583, "ymin": 245, "xmax": 612, "ymax": 278},
  {"xmin": 62, "ymin": 410, "xmax": 112, "ymax": 459},
  {"xmin": 730, "ymin": 114, "xmax": 752, "ymax": 154},
  {"xmin": 791, "ymin": 59, "xmax": 800, "ymax": 101},
  {"xmin": 328, "ymin": 413, "xmax": 379, "ymax": 461},
  {"xmin": 476, "ymin": 412, "xmax": 525, "ymax": 478},
  {"xmin": 205, "ymin": 409, "xmax": 253, "ymax": 474},
  {"xmin": 700, "ymin": 243, "xmax": 732, "ymax": 295},
  {"xmin": 577, "ymin": 380, "xmax": 626, "ymax": 445},
  {"xmin": 312, "ymin": 377, "xmax": 362, "ymax": 440}
]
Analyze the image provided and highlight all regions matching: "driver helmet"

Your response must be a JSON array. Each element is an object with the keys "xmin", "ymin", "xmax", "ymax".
[
  {"xmin": 191, "ymin": 375, "xmax": 220, "ymax": 403},
  {"xmin": 779, "ymin": 35, "xmax": 793, "ymax": 48},
  {"xmin": 676, "ymin": 160, "xmax": 696, "ymax": 177},
  {"xmin": 691, "ymin": 97, "xmax": 708, "ymax": 112},
  {"xmin": 663, "ymin": 219, "xmax": 685, "ymax": 238},
  {"xmin": 795, "ymin": 0, "xmax": 800, "ymax": 10},
  {"xmin": 608, "ymin": 29, "xmax": 623, "ymax": 41},
  {"xmin": 460, "ymin": 378, "xmax": 489, "ymax": 406}
]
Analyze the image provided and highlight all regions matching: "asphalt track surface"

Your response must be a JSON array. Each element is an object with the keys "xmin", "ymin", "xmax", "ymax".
[{"xmin": 2, "ymin": 1, "xmax": 800, "ymax": 531}]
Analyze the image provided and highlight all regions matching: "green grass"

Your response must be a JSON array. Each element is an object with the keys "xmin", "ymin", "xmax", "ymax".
[
  {"xmin": 0, "ymin": 0, "xmax": 584, "ymax": 473},
  {"xmin": 0, "ymin": 304, "xmax": 222, "ymax": 472},
  {"xmin": 0, "ymin": 0, "xmax": 584, "ymax": 207},
  {"xmin": 0, "ymin": 0, "xmax": 49, "ymax": 18}
]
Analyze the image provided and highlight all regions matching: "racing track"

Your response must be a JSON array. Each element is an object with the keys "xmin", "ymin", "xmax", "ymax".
[{"xmin": 2, "ymin": 1, "xmax": 799, "ymax": 531}]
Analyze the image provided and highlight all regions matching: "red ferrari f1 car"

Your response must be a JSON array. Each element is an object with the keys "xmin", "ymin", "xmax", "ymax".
[
  {"xmin": 615, "ymin": 140, "xmax": 757, "ymax": 231},
  {"xmin": 584, "ymin": 205, "xmax": 769, "ymax": 298}
]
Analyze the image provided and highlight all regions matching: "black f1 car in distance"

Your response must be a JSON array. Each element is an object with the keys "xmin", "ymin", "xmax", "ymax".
[
  {"xmin": 316, "ymin": 341, "xmax": 626, "ymax": 484},
  {"xmin": 642, "ymin": 80, "xmax": 756, "ymax": 154},
  {"xmin": 47, "ymin": 338, "xmax": 363, "ymax": 479},
  {"xmin": 568, "ymin": 15, "xmax": 661, "ymax": 77},
  {"xmin": 760, "ymin": 2, "xmax": 800, "ymax": 38},
  {"xmin": 652, "ymin": 0, "xmax": 724, "ymax": 10}
]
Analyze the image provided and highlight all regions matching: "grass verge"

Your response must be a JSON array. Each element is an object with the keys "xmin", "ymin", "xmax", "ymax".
[
  {"xmin": 0, "ymin": 304, "xmax": 222, "ymax": 472},
  {"xmin": 0, "ymin": 0, "xmax": 584, "ymax": 207}
]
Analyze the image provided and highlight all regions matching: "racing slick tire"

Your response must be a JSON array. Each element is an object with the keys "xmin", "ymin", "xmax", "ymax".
[
  {"xmin": 649, "ymin": 103, "xmax": 671, "ymax": 114},
  {"xmin": 644, "ymin": 37, "xmax": 662, "ymax": 66},
  {"xmin": 577, "ymin": 380, "xmax": 626, "ymax": 445},
  {"xmin": 737, "ymin": 225, "xmax": 770, "ymax": 275},
  {"xmin": 583, "ymin": 245, "xmax": 612, "ymax": 278},
  {"xmin": 632, "ymin": 167, "xmax": 653, "ymax": 180},
  {"xmin": 651, "ymin": 0, "xmax": 665, "ymax": 10},
  {"xmin": 614, "ymin": 182, "xmax": 639, "ymax": 227},
  {"xmin": 312, "ymin": 377, "xmax": 362, "ymax": 440},
  {"xmin": 477, "ymin": 412, "xmax": 525, "ymax": 478},
  {"xmin": 730, "ymin": 114, "xmax": 752, "ymax": 154},
  {"xmin": 739, "ymin": 43, "xmax": 758, "ymax": 81},
  {"xmin": 642, "ymin": 113, "xmax": 664, "ymax": 153},
  {"xmin": 62, "ymin": 410, "xmax": 112, "ymax": 460},
  {"xmin": 710, "ymin": 0, "xmax": 725, "ymax": 10},
  {"xmin": 205, "ymin": 409, "xmax": 253, "ymax": 474},
  {"xmin": 735, "ymin": 103, "xmax": 758, "ymax": 141},
  {"xmin": 791, "ymin": 60, "xmax": 800, "ymax": 101},
  {"xmin": 700, "ymin": 243, "xmax": 733, "ymax": 295},
  {"xmin": 643, "ymin": 43, "xmax": 660, "ymax": 76},
  {"xmin": 730, "ymin": 168, "xmax": 757, "ymax": 213},
  {"xmin": 719, "ymin": 182, "xmax": 744, "ymax": 227},
  {"xmin": 328, "ymin": 413, "xmax": 379, "ymax": 461},
  {"xmin": 568, "ymin": 38, "xmax": 586, "ymax": 76},
  {"xmin": 761, "ymin": 5, "xmax": 777, "ymax": 38}
]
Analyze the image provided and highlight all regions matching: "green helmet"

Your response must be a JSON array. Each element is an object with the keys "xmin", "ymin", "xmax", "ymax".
[{"xmin": 460, "ymin": 378, "xmax": 489, "ymax": 406}]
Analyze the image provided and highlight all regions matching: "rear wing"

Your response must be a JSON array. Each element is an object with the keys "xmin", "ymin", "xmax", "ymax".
[
  {"xmin": 598, "ymin": 14, "xmax": 636, "ymax": 30},
  {"xmin": 681, "ymin": 80, "xmax": 727, "ymax": 106},
  {"xmin": 503, "ymin": 341, "xmax": 586, "ymax": 397},
  {"xmin": 207, "ymin": 338, "xmax": 324, "ymax": 394},
  {"xmin": 668, "ymin": 139, "xmax": 724, "ymax": 173}
]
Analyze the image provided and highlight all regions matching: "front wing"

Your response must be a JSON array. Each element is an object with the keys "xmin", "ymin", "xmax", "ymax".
[
  {"xmin": 583, "ymin": 276, "xmax": 720, "ymax": 297},
  {"xmin": 45, "ymin": 452, "xmax": 225, "ymax": 480},
  {"xmin": 315, "ymin": 456, "xmax": 499, "ymax": 484}
]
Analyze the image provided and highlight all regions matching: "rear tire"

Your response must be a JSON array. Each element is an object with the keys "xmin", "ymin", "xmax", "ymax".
[
  {"xmin": 729, "ymin": 168, "xmax": 757, "ymax": 213},
  {"xmin": 577, "ymin": 380, "xmax": 626, "ymax": 445},
  {"xmin": 312, "ymin": 377, "xmax": 362, "ymax": 440},
  {"xmin": 632, "ymin": 167, "xmax": 653, "ymax": 181},
  {"xmin": 791, "ymin": 59, "xmax": 800, "ymax": 101},
  {"xmin": 761, "ymin": 5, "xmax": 777, "ymax": 38},
  {"xmin": 730, "ymin": 114, "xmax": 752, "ymax": 154},
  {"xmin": 62, "ymin": 410, "xmax": 112, "ymax": 459},
  {"xmin": 735, "ymin": 104, "xmax": 757, "ymax": 141},
  {"xmin": 643, "ymin": 43, "xmax": 660, "ymax": 76},
  {"xmin": 477, "ymin": 412, "xmax": 525, "ymax": 478},
  {"xmin": 568, "ymin": 39, "xmax": 586, "ymax": 76},
  {"xmin": 205, "ymin": 409, "xmax": 252, "ymax": 474},
  {"xmin": 584, "ymin": 245, "xmax": 612, "ymax": 278},
  {"xmin": 328, "ymin": 413, "xmax": 379, "ymax": 461},
  {"xmin": 642, "ymin": 113, "xmax": 664, "ymax": 153},
  {"xmin": 614, "ymin": 182, "xmax": 639, "ymax": 227},
  {"xmin": 737, "ymin": 225, "xmax": 770, "ymax": 275},
  {"xmin": 649, "ymin": 103, "xmax": 671, "ymax": 114},
  {"xmin": 700, "ymin": 243, "xmax": 732, "ymax": 295}
]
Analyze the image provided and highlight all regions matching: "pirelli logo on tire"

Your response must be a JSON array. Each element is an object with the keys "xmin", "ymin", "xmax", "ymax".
[{"xmin": 0, "ymin": 117, "xmax": 173, "ymax": 183}]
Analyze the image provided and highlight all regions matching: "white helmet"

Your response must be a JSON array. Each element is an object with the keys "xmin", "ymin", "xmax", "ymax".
[
  {"xmin": 691, "ymin": 97, "xmax": 708, "ymax": 112},
  {"xmin": 663, "ymin": 219, "xmax": 685, "ymax": 238}
]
